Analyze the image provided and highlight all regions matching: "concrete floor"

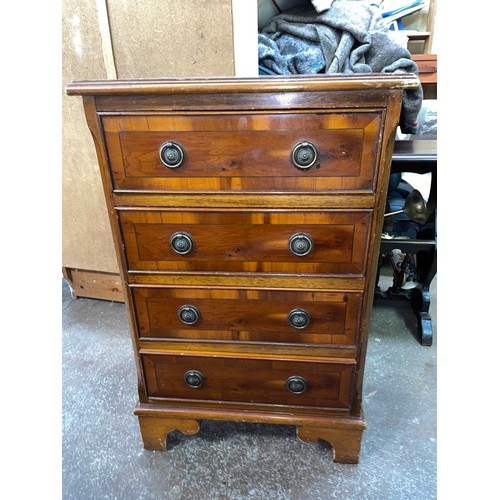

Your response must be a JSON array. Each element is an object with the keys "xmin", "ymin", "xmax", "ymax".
[{"xmin": 62, "ymin": 275, "xmax": 436, "ymax": 500}]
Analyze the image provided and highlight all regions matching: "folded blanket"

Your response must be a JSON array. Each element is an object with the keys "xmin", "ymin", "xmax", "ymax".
[{"xmin": 258, "ymin": 1, "xmax": 423, "ymax": 134}]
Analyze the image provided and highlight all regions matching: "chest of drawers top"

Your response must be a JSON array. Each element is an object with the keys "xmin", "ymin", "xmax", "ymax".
[{"xmin": 66, "ymin": 73, "xmax": 419, "ymax": 97}]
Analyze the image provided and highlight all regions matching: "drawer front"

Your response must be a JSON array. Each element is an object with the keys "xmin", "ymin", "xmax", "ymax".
[
  {"xmin": 120, "ymin": 209, "xmax": 372, "ymax": 275},
  {"xmin": 142, "ymin": 352, "xmax": 355, "ymax": 409},
  {"xmin": 102, "ymin": 112, "xmax": 381, "ymax": 192},
  {"xmin": 133, "ymin": 287, "xmax": 361, "ymax": 345}
]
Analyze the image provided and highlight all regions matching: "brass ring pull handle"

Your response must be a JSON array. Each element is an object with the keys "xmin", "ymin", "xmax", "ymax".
[
  {"xmin": 289, "ymin": 232, "xmax": 314, "ymax": 257},
  {"xmin": 290, "ymin": 141, "xmax": 318, "ymax": 169},
  {"xmin": 178, "ymin": 305, "xmax": 201, "ymax": 325},
  {"xmin": 288, "ymin": 308, "xmax": 311, "ymax": 329},
  {"xmin": 184, "ymin": 370, "xmax": 205, "ymax": 389},
  {"xmin": 286, "ymin": 376, "xmax": 308, "ymax": 394},
  {"xmin": 170, "ymin": 232, "xmax": 194, "ymax": 255},
  {"xmin": 159, "ymin": 141, "xmax": 186, "ymax": 168}
]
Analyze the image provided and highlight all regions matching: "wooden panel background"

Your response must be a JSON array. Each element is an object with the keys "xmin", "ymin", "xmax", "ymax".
[
  {"xmin": 62, "ymin": 0, "xmax": 115, "ymax": 272},
  {"xmin": 106, "ymin": 0, "xmax": 235, "ymax": 79},
  {"xmin": 62, "ymin": 0, "xmax": 236, "ymax": 295}
]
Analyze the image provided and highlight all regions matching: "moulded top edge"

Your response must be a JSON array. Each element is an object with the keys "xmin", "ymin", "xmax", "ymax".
[{"xmin": 65, "ymin": 73, "xmax": 420, "ymax": 96}]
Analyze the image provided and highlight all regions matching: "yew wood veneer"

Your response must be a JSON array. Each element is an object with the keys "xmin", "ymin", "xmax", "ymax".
[{"xmin": 66, "ymin": 74, "xmax": 420, "ymax": 463}]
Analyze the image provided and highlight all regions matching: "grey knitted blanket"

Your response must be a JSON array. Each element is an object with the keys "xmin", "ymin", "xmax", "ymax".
[{"xmin": 258, "ymin": 1, "xmax": 423, "ymax": 133}]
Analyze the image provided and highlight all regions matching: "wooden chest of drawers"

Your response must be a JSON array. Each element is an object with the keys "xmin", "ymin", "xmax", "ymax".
[{"xmin": 67, "ymin": 74, "xmax": 419, "ymax": 463}]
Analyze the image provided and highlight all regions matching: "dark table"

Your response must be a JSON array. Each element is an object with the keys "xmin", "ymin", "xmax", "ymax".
[{"xmin": 374, "ymin": 140, "xmax": 437, "ymax": 346}]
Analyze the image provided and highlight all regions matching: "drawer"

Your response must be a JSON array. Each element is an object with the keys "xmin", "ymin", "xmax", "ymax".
[
  {"xmin": 132, "ymin": 287, "xmax": 362, "ymax": 345},
  {"xmin": 102, "ymin": 112, "xmax": 381, "ymax": 193},
  {"xmin": 142, "ymin": 352, "xmax": 355, "ymax": 409},
  {"xmin": 120, "ymin": 209, "xmax": 372, "ymax": 275}
]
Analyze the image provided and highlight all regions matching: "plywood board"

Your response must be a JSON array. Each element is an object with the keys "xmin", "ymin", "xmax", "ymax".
[
  {"xmin": 106, "ymin": 0, "xmax": 235, "ymax": 78},
  {"xmin": 62, "ymin": 0, "xmax": 119, "ymax": 272}
]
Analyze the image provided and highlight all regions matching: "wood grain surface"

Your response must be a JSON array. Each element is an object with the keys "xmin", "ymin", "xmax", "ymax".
[
  {"xmin": 142, "ymin": 352, "xmax": 355, "ymax": 408},
  {"xmin": 119, "ymin": 209, "xmax": 372, "ymax": 275},
  {"xmin": 103, "ymin": 112, "xmax": 381, "ymax": 192},
  {"xmin": 132, "ymin": 286, "xmax": 361, "ymax": 345}
]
